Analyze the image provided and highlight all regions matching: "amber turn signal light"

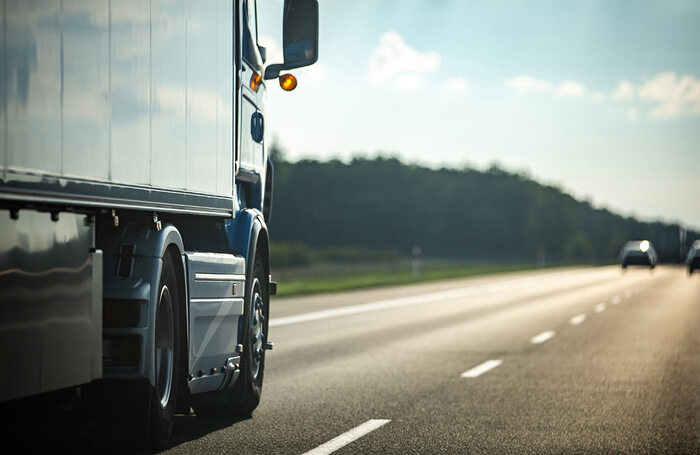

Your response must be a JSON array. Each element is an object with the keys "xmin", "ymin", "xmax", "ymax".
[
  {"xmin": 249, "ymin": 71, "xmax": 262, "ymax": 92},
  {"xmin": 279, "ymin": 74, "xmax": 297, "ymax": 91}
]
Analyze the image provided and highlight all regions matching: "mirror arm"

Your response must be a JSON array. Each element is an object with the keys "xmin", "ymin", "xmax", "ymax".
[
  {"xmin": 264, "ymin": 64, "xmax": 284, "ymax": 80},
  {"xmin": 264, "ymin": 57, "xmax": 319, "ymax": 80}
]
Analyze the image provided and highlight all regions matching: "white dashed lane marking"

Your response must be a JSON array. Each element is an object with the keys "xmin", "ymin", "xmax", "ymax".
[
  {"xmin": 594, "ymin": 303, "xmax": 607, "ymax": 313},
  {"xmin": 530, "ymin": 330, "xmax": 555, "ymax": 344},
  {"xmin": 611, "ymin": 295, "xmax": 622, "ymax": 305},
  {"xmin": 570, "ymin": 314, "xmax": 586, "ymax": 325},
  {"xmin": 302, "ymin": 419, "xmax": 391, "ymax": 455},
  {"xmin": 460, "ymin": 360, "xmax": 503, "ymax": 378}
]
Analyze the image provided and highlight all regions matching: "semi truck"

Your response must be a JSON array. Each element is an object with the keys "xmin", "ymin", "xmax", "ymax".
[{"xmin": 0, "ymin": 0, "xmax": 318, "ymax": 446}]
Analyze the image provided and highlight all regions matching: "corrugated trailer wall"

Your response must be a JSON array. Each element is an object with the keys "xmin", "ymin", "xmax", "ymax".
[{"xmin": 0, "ymin": 0, "xmax": 233, "ymax": 198}]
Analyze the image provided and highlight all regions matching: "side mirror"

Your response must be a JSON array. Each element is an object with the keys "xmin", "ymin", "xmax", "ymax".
[{"xmin": 264, "ymin": 0, "xmax": 319, "ymax": 80}]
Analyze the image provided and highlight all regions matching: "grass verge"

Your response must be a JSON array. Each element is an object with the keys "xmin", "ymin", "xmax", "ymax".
[{"xmin": 273, "ymin": 263, "xmax": 542, "ymax": 297}]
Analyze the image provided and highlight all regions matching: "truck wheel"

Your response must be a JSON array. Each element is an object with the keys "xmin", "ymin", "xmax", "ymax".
[
  {"xmin": 148, "ymin": 253, "xmax": 182, "ymax": 447},
  {"xmin": 192, "ymin": 253, "xmax": 268, "ymax": 417}
]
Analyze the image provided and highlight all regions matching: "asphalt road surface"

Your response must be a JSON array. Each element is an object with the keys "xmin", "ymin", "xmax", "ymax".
[
  {"xmin": 14, "ymin": 266, "xmax": 696, "ymax": 452},
  {"xmin": 160, "ymin": 265, "xmax": 699, "ymax": 454}
]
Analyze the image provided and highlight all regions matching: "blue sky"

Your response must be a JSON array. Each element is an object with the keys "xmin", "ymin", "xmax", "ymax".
[{"xmin": 259, "ymin": 0, "xmax": 700, "ymax": 229}]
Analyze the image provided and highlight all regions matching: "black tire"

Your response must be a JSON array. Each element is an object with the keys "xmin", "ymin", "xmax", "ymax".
[
  {"xmin": 192, "ymin": 253, "xmax": 269, "ymax": 417},
  {"xmin": 147, "ymin": 252, "xmax": 182, "ymax": 447},
  {"xmin": 81, "ymin": 252, "xmax": 182, "ymax": 449}
]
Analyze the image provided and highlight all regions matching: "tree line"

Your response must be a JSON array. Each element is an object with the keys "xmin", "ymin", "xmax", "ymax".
[{"xmin": 268, "ymin": 149, "xmax": 698, "ymax": 265}]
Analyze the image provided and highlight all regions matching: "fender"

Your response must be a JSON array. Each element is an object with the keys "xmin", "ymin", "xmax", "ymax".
[
  {"xmin": 100, "ymin": 219, "xmax": 187, "ymax": 388},
  {"xmin": 223, "ymin": 209, "xmax": 270, "ymax": 347},
  {"xmin": 249, "ymin": 217, "xmax": 269, "ymax": 273},
  {"xmin": 99, "ymin": 219, "xmax": 185, "ymax": 260},
  {"xmin": 243, "ymin": 215, "xmax": 270, "ymax": 348},
  {"xmin": 224, "ymin": 208, "xmax": 268, "ymax": 266}
]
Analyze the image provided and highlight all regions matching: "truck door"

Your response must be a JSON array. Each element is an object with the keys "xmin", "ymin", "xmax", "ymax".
[{"xmin": 238, "ymin": 0, "xmax": 266, "ymax": 181}]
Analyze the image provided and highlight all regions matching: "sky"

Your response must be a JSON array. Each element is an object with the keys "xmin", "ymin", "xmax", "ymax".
[{"xmin": 258, "ymin": 0, "xmax": 700, "ymax": 230}]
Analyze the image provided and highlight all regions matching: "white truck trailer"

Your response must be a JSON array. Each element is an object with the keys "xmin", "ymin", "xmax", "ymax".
[{"xmin": 0, "ymin": 0, "xmax": 318, "ymax": 446}]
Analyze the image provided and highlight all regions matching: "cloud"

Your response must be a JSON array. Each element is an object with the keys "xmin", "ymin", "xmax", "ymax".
[
  {"xmin": 366, "ymin": 32, "xmax": 441, "ymax": 91},
  {"xmin": 613, "ymin": 80, "xmax": 635, "ymax": 99},
  {"xmin": 555, "ymin": 80, "xmax": 585, "ymax": 98},
  {"xmin": 502, "ymin": 72, "xmax": 700, "ymax": 118},
  {"xmin": 396, "ymin": 74, "xmax": 425, "ymax": 91},
  {"xmin": 505, "ymin": 75, "xmax": 586, "ymax": 100},
  {"xmin": 505, "ymin": 75, "xmax": 552, "ymax": 93},
  {"xmin": 637, "ymin": 72, "xmax": 700, "ymax": 117},
  {"xmin": 445, "ymin": 77, "xmax": 470, "ymax": 95}
]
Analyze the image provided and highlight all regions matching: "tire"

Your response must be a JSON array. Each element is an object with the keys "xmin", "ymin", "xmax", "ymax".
[
  {"xmin": 82, "ymin": 252, "xmax": 182, "ymax": 448},
  {"xmin": 147, "ymin": 252, "xmax": 182, "ymax": 447},
  {"xmin": 192, "ymin": 253, "xmax": 269, "ymax": 417}
]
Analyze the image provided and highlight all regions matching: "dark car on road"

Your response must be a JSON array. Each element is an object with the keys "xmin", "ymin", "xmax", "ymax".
[
  {"xmin": 687, "ymin": 240, "xmax": 700, "ymax": 275},
  {"xmin": 620, "ymin": 240, "xmax": 657, "ymax": 270}
]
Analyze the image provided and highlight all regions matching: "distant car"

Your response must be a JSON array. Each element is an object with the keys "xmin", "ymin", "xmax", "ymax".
[
  {"xmin": 687, "ymin": 240, "xmax": 700, "ymax": 275},
  {"xmin": 619, "ymin": 240, "xmax": 657, "ymax": 270}
]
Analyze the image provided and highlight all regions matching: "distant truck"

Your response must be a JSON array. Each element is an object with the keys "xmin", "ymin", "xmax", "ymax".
[{"xmin": 0, "ymin": 0, "xmax": 317, "ymax": 446}]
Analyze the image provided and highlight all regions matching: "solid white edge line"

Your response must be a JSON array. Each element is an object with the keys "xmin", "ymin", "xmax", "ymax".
[
  {"xmin": 460, "ymin": 359, "xmax": 503, "ymax": 378},
  {"xmin": 594, "ymin": 303, "xmax": 607, "ymax": 313},
  {"xmin": 570, "ymin": 314, "xmax": 586, "ymax": 325},
  {"xmin": 301, "ymin": 419, "xmax": 391, "ymax": 455},
  {"xmin": 270, "ymin": 268, "xmax": 613, "ymax": 327},
  {"xmin": 269, "ymin": 277, "xmax": 539, "ymax": 327},
  {"xmin": 530, "ymin": 330, "xmax": 555, "ymax": 344},
  {"xmin": 270, "ymin": 285, "xmax": 498, "ymax": 327}
]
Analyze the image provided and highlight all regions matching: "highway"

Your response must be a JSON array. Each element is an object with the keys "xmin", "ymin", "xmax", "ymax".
[{"xmin": 164, "ymin": 265, "xmax": 699, "ymax": 454}]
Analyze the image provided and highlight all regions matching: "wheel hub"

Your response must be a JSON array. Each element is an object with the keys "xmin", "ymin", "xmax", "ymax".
[
  {"xmin": 251, "ymin": 278, "xmax": 265, "ymax": 379},
  {"xmin": 155, "ymin": 285, "xmax": 174, "ymax": 409}
]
